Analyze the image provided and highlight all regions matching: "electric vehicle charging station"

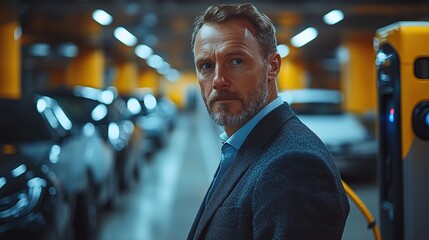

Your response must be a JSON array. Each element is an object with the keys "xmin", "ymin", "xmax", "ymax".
[{"xmin": 375, "ymin": 22, "xmax": 429, "ymax": 240}]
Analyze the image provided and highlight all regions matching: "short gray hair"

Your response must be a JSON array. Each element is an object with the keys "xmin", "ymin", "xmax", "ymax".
[{"xmin": 191, "ymin": 3, "xmax": 277, "ymax": 59}]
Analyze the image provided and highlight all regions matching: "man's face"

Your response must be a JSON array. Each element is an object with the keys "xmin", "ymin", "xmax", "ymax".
[{"xmin": 193, "ymin": 19, "xmax": 270, "ymax": 131}]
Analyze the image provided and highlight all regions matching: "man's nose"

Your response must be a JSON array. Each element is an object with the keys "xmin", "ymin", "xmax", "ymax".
[{"xmin": 212, "ymin": 64, "xmax": 229, "ymax": 90}]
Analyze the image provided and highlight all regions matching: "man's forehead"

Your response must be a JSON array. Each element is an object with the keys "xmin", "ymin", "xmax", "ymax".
[{"xmin": 198, "ymin": 19, "xmax": 257, "ymax": 40}]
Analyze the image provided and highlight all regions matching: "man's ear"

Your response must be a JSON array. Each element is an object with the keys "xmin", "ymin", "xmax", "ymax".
[{"xmin": 267, "ymin": 52, "xmax": 281, "ymax": 82}]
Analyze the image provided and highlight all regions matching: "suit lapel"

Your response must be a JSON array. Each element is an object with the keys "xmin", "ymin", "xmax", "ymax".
[
  {"xmin": 193, "ymin": 148, "xmax": 258, "ymax": 239},
  {"xmin": 192, "ymin": 103, "xmax": 295, "ymax": 239}
]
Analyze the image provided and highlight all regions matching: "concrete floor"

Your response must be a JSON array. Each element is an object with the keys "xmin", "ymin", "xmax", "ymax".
[{"xmin": 96, "ymin": 101, "xmax": 380, "ymax": 240}]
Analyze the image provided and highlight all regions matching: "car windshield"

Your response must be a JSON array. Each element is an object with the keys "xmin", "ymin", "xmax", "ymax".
[
  {"xmin": 281, "ymin": 89, "xmax": 344, "ymax": 115},
  {"xmin": 0, "ymin": 100, "xmax": 52, "ymax": 142},
  {"xmin": 53, "ymin": 95, "xmax": 108, "ymax": 125}
]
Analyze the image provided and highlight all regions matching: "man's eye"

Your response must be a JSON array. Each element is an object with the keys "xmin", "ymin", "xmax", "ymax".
[
  {"xmin": 231, "ymin": 58, "xmax": 244, "ymax": 65},
  {"xmin": 200, "ymin": 63, "xmax": 214, "ymax": 70}
]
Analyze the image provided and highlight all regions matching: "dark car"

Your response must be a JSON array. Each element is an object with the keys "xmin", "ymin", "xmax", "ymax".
[
  {"xmin": 0, "ymin": 96, "xmax": 116, "ymax": 240},
  {"xmin": 126, "ymin": 90, "xmax": 173, "ymax": 158},
  {"xmin": 43, "ymin": 86, "xmax": 141, "ymax": 190},
  {"xmin": 0, "ymin": 144, "xmax": 72, "ymax": 240},
  {"xmin": 279, "ymin": 89, "xmax": 377, "ymax": 177},
  {"xmin": 157, "ymin": 96, "xmax": 178, "ymax": 132}
]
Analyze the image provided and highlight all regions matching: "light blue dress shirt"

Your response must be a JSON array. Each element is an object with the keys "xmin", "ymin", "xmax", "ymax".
[{"xmin": 220, "ymin": 96, "xmax": 284, "ymax": 159}]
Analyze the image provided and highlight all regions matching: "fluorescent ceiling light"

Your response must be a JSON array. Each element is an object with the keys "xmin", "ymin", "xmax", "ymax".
[
  {"xmin": 276, "ymin": 44, "xmax": 290, "ymax": 58},
  {"xmin": 114, "ymin": 27, "xmax": 138, "ymax": 46},
  {"xmin": 135, "ymin": 44, "xmax": 153, "ymax": 59},
  {"xmin": 165, "ymin": 69, "xmax": 180, "ymax": 82},
  {"xmin": 92, "ymin": 9, "xmax": 113, "ymax": 26},
  {"xmin": 147, "ymin": 54, "xmax": 163, "ymax": 69},
  {"xmin": 156, "ymin": 62, "xmax": 171, "ymax": 75},
  {"xmin": 291, "ymin": 27, "xmax": 318, "ymax": 48},
  {"xmin": 323, "ymin": 10, "xmax": 344, "ymax": 25},
  {"xmin": 31, "ymin": 43, "xmax": 51, "ymax": 57},
  {"xmin": 58, "ymin": 43, "xmax": 78, "ymax": 58}
]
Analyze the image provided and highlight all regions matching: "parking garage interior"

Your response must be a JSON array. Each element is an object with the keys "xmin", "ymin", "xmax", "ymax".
[{"xmin": 1, "ymin": 0, "xmax": 429, "ymax": 240}]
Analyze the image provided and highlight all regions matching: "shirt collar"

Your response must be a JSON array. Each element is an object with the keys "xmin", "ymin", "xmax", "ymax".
[{"xmin": 220, "ymin": 96, "xmax": 283, "ymax": 150}]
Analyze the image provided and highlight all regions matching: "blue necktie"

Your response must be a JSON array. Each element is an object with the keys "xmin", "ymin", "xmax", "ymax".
[{"xmin": 206, "ymin": 142, "xmax": 236, "ymax": 204}]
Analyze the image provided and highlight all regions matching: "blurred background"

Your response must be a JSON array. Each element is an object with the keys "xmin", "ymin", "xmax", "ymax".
[{"xmin": 1, "ymin": 0, "xmax": 429, "ymax": 240}]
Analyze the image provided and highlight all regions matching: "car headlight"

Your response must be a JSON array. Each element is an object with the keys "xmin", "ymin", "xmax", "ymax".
[{"xmin": 0, "ymin": 177, "xmax": 46, "ymax": 221}]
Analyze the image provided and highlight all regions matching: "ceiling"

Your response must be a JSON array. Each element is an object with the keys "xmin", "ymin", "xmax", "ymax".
[{"xmin": 15, "ymin": 0, "xmax": 429, "ymax": 81}]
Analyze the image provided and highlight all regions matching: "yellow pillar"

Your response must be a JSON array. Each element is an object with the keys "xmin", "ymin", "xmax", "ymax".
[
  {"xmin": 164, "ymin": 71, "xmax": 196, "ymax": 110},
  {"xmin": 65, "ymin": 46, "xmax": 104, "ymax": 88},
  {"xmin": 277, "ymin": 58, "xmax": 307, "ymax": 91},
  {"xmin": 137, "ymin": 69, "xmax": 160, "ymax": 96},
  {"xmin": 340, "ymin": 32, "xmax": 376, "ymax": 114},
  {"xmin": 0, "ymin": 2, "xmax": 20, "ymax": 99},
  {"xmin": 113, "ymin": 60, "xmax": 138, "ymax": 95}
]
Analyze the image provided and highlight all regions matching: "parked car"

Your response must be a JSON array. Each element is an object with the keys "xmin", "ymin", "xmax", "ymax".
[
  {"xmin": 127, "ymin": 90, "xmax": 172, "ymax": 158},
  {"xmin": 157, "ymin": 96, "xmax": 178, "ymax": 132},
  {"xmin": 0, "ymin": 142, "xmax": 72, "ymax": 240},
  {"xmin": 279, "ymin": 89, "xmax": 377, "ymax": 177},
  {"xmin": 0, "ymin": 95, "xmax": 116, "ymax": 240},
  {"xmin": 43, "ymin": 86, "xmax": 141, "ymax": 190}
]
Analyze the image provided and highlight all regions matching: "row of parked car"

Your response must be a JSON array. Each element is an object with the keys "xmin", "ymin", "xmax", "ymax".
[{"xmin": 0, "ymin": 86, "xmax": 177, "ymax": 240}]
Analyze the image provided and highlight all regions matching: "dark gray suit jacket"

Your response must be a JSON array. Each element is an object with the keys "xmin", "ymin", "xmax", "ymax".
[{"xmin": 187, "ymin": 103, "xmax": 350, "ymax": 240}]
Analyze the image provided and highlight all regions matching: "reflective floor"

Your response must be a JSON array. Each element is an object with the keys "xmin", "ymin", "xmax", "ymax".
[{"xmin": 96, "ymin": 100, "xmax": 379, "ymax": 240}]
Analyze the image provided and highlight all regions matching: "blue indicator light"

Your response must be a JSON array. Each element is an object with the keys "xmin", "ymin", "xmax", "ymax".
[{"xmin": 389, "ymin": 108, "xmax": 395, "ymax": 123}]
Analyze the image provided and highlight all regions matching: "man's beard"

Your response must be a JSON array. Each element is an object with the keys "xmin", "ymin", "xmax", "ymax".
[{"xmin": 204, "ymin": 77, "xmax": 269, "ymax": 127}]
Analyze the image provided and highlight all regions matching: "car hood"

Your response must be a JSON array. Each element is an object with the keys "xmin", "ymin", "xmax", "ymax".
[{"xmin": 296, "ymin": 113, "xmax": 368, "ymax": 145}]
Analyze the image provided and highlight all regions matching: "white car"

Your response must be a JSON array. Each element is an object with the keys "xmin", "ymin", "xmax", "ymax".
[{"xmin": 279, "ymin": 89, "xmax": 377, "ymax": 177}]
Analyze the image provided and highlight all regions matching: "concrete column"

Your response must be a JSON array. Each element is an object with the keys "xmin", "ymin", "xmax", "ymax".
[
  {"xmin": 340, "ymin": 32, "xmax": 376, "ymax": 114},
  {"xmin": 113, "ymin": 60, "xmax": 138, "ymax": 95},
  {"xmin": 0, "ymin": 2, "xmax": 20, "ymax": 99},
  {"xmin": 278, "ymin": 58, "xmax": 307, "ymax": 91},
  {"xmin": 65, "ymin": 46, "xmax": 105, "ymax": 88},
  {"xmin": 137, "ymin": 69, "xmax": 160, "ymax": 96}
]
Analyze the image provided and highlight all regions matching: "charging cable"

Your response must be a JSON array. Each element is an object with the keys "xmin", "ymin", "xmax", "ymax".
[{"xmin": 342, "ymin": 180, "xmax": 382, "ymax": 240}]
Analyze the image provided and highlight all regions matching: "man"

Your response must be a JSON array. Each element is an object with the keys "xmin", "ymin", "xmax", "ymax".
[{"xmin": 188, "ymin": 3, "xmax": 349, "ymax": 240}]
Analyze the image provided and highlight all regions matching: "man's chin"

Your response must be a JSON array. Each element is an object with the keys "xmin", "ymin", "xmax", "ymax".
[
  {"xmin": 208, "ymin": 111, "xmax": 229, "ymax": 126},
  {"xmin": 210, "ymin": 111, "xmax": 248, "ymax": 127}
]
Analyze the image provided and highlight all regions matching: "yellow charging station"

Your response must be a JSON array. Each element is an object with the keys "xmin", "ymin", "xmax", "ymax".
[{"xmin": 375, "ymin": 22, "xmax": 429, "ymax": 240}]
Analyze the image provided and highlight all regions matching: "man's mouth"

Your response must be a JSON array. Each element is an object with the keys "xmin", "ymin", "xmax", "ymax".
[{"xmin": 209, "ymin": 92, "xmax": 240, "ymax": 105}]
